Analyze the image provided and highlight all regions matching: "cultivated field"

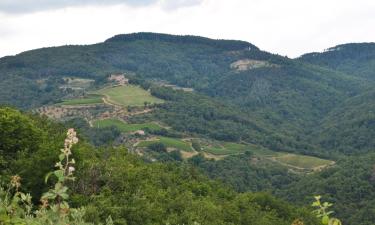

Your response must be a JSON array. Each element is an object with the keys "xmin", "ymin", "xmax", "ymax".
[
  {"xmin": 94, "ymin": 85, "xmax": 164, "ymax": 107},
  {"xmin": 93, "ymin": 118, "xmax": 163, "ymax": 132},
  {"xmin": 270, "ymin": 154, "xmax": 334, "ymax": 171},
  {"xmin": 57, "ymin": 94, "xmax": 103, "ymax": 105},
  {"xmin": 203, "ymin": 142, "xmax": 247, "ymax": 155}
]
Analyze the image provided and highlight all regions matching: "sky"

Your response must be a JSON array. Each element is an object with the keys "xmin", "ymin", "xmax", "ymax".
[{"xmin": 0, "ymin": 0, "xmax": 374, "ymax": 58}]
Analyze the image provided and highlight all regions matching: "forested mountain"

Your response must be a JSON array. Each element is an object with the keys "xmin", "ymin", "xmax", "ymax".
[
  {"xmin": 0, "ymin": 33, "xmax": 374, "ymax": 224},
  {"xmin": 0, "ymin": 32, "xmax": 371, "ymax": 156},
  {"xmin": 299, "ymin": 43, "xmax": 375, "ymax": 81}
]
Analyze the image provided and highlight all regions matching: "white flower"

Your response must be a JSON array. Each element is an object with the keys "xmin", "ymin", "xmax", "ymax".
[{"xmin": 68, "ymin": 166, "xmax": 75, "ymax": 174}]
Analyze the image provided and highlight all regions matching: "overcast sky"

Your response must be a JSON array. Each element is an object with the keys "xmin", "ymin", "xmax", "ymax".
[{"xmin": 0, "ymin": 0, "xmax": 374, "ymax": 58}]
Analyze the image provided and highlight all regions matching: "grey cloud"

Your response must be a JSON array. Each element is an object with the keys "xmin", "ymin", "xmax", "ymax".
[
  {"xmin": 0, "ymin": 0, "xmax": 157, "ymax": 14},
  {"xmin": 0, "ymin": 0, "xmax": 203, "ymax": 14}
]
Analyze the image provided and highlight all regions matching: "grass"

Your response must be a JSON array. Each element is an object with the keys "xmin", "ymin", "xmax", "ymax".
[
  {"xmin": 138, "ymin": 137, "xmax": 193, "ymax": 152},
  {"xmin": 93, "ymin": 119, "xmax": 163, "ymax": 133},
  {"xmin": 202, "ymin": 142, "xmax": 253, "ymax": 155},
  {"xmin": 57, "ymin": 94, "xmax": 103, "ymax": 105},
  {"xmin": 200, "ymin": 140, "xmax": 332, "ymax": 170},
  {"xmin": 272, "ymin": 154, "xmax": 333, "ymax": 169},
  {"xmin": 94, "ymin": 85, "xmax": 164, "ymax": 107}
]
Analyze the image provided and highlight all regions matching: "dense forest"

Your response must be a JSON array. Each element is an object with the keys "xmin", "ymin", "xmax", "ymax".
[
  {"xmin": 0, "ymin": 33, "xmax": 374, "ymax": 224},
  {"xmin": 0, "ymin": 107, "xmax": 319, "ymax": 225}
]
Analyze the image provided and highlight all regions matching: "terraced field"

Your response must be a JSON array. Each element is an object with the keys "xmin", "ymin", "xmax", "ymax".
[
  {"xmin": 57, "ymin": 85, "xmax": 164, "ymax": 107},
  {"xmin": 203, "ymin": 142, "xmax": 248, "ymax": 155},
  {"xmin": 93, "ymin": 118, "xmax": 163, "ymax": 132},
  {"xmin": 270, "ymin": 154, "xmax": 334, "ymax": 171},
  {"xmin": 94, "ymin": 85, "xmax": 164, "ymax": 107},
  {"xmin": 57, "ymin": 94, "xmax": 103, "ymax": 105},
  {"xmin": 137, "ymin": 137, "xmax": 193, "ymax": 152}
]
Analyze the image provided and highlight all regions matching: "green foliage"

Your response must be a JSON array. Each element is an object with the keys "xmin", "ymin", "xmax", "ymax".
[
  {"xmin": 0, "ymin": 32, "xmax": 372, "ymax": 157},
  {"xmin": 0, "ymin": 107, "xmax": 43, "ymax": 168},
  {"xmin": 147, "ymin": 142, "xmax": 167, "ymax": 152},
  {"xmin": 277, "ymin": 153, "xmax": 375, "ymax": 225},
  {"xmin": 64, "ymin": 118, "xmax": 121, "ymax": 146},
  {"xmin": 191, "ymin": 140, "xmax": 202, "ymax": 151},
  {"xmin": 188, "ymin": 154, "xmax": 299, "ymax": 192},
  {"xmin": 0, "ymin": 107, "xmax": 319, "ymax": 225},
  {"xmin": 311, "ymin": 196, "xmax": 342, "ymax": 225},
  {"xmin": 300, "ymin": 43, "xmax": 375, "ymax": 81},
  {"xmin": 72, "ymin": 148, "xmax": 317, "ymax": 225},
  {"xmin": 0, "ymin": 129, "xmax": 102, "ymax": 225}
]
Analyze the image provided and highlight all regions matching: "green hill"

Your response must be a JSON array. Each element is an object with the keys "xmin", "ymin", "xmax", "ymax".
[{"xmin": 299, "ymin": 43, "xmax": 375, "ymax": 81}]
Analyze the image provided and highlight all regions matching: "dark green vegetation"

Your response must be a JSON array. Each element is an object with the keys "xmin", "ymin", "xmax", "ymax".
[
  {"xmin": 0, "ymin": 107, "xmax": 319, "ymax": 225},
  {"xmin": 0, "ymin": 33, "xmax": 374, "ymax": 224},
  {"xmin": 300, "ymin": 43, "xmax": 375, "ymax": 80},
  {"xmin": 137, "ymin": 137, "xmax": 193, "ymax": 152},
  {"xmin": 277, "ymin": 152, "xmax": 375, "ymax": 224}
]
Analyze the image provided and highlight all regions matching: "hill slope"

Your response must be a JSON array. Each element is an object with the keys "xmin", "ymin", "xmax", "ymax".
[
  {"xmin": 299, "ymin": 43, "xmax": 375, "ymax": 81},
  {"xmin": 0, "ymin": 32, "xmax": 371, "ymax": 156}
]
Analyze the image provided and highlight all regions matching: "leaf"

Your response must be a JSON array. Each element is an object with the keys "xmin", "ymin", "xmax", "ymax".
[
  {"xmin": 329, "ymin": 218, "xmax": 342, "ymax": 225},
  {"xmin": 322, "ymin": 215, "xmax": 329, "ymax": 225},
  {"xmin": 60, "ymin": 193, "xmax": 69, "ymax": 200},
  {"xmin": 54, "ymin": 170, "xmax": 65, "ymax": 182},
  {"xmin": 44, "ymin": 172, "xmax": 53, "ymax": 184},
  {"xmin": 59, "ymin": 153, "xmax": 65, "ymax": 161},
  {"xmin": 311, "ymin": 201, "xmax": 320, "ymax": 207}
]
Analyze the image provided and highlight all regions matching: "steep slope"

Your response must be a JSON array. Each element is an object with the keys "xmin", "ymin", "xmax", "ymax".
[
  {"xmin": 299, "ymin": 43, "xmax": 375, "ymax": 81},
  {"xmin": 313, "ymin": 88, "xmax": 375, "ymax": 155}
]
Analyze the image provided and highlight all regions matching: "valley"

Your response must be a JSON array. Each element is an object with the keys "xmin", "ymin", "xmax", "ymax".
[{"xmin": 0, "ymin": 32, "xmax": 374, "ymax": 225}]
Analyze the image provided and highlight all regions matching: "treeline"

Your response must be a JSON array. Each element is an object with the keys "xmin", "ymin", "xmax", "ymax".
[
  {"xmin": 299, "ymin": 43, "xmax": 375, "ymax": 80},
  {"xmin": 105, "ymin": 32, "xmax": 258, "ymax": 51}
]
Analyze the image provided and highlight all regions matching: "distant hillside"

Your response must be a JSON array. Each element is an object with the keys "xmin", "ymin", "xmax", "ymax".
[
  {"xmin": 313, "ymin": 88, "xmax": 375, "ymax": 155},
  {"xmin": 0, "ymin": 32, "xmax": 372, "ymax": 156},
  {"xmin": 299, "ymin": 43, "xmax": 375, "ymax": 81}
]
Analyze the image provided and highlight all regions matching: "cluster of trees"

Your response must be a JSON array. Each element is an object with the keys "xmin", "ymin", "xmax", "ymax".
[
  {"xmin": 188, "ymin": 153, "xmax": 298, "ymax": 193},
  {"xmin": 0, "ymin": 107, "xmax": 321, "ymax": 224}
]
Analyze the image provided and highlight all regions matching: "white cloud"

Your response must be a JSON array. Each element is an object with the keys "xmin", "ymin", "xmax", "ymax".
[{"xmin": 0, "ymin": 0, "xmax": 374, "ymax": 57}]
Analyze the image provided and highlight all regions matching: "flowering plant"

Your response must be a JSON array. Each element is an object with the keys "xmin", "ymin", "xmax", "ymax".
[
  {"xmin": 0, "ymin": 128, "xmax": 113, "ymax": 225},
  {"xmin": 312, "ymin": 196, "xmax": 342, "ymax": 225}
]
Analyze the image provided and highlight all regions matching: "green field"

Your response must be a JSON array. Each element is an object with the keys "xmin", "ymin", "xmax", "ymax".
[
  {"xmin": 93, "ymin": 119, "xmax": 163, "ymax": 133},
  {"xmin": 203, "ymin": 142, "xmax": 248, "ymax": 155},
  {"xmin": 138, "ymin": 137, "xmax": 193, "ymax": 152},
  {"xmin": 199, "ymin": 139, "xmax": 332, "ymax": 170},
  {"xmin": 271, "ymin": 154, "xmax": 333, "ymax": 169},
  {"xmin": 94, "ymin": 85, "xmax": 164, "ymax": 107},
  {"xmin": 57, "ymin": 94, "xmax": 103, "ymax": 105}
]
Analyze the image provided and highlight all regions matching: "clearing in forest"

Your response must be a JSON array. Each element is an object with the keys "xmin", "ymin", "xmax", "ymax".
[
  {"xmin": 94, "ymin": 85, "xmax": 164, "ymax": 107},
  {"xmin": 57, "ymin": 94, "xmax": 104, "ymax": 105},
  {"xmin": 93, "ymin": 118, "xmax": 163, "ymax": 133}
]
